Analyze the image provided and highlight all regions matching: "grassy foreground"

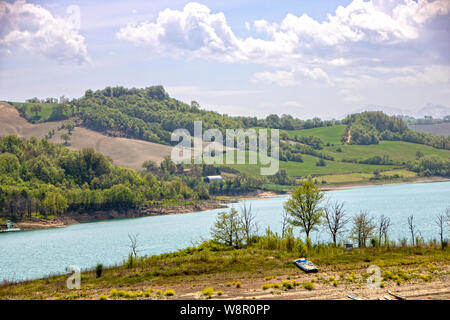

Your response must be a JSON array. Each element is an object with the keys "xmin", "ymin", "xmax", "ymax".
[{"xmin": 1, "ymin": 238, "xmax": 448, "ymax": 300}]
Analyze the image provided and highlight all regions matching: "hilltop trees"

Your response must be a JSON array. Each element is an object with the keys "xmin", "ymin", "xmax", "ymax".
[{"xmin": 343, "ymin": 111, "xmax": 450, "ymax": 150}]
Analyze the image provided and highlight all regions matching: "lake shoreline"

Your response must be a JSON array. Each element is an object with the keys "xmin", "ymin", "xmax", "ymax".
[
  {"xmin": 9, "ymin": 200, "xmax": 230, "ymax": 232},
  {"xmin": 6, "ymin": 176, "xmax": 449, "ymax": 232}
]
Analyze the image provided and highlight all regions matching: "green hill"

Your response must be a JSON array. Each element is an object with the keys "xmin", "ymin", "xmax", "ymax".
[{"xmin": 6, "ymin": 86, "xmax": 450, "ymax": 188}]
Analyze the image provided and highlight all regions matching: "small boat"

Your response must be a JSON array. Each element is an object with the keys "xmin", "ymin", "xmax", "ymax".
[
  {"xmin": 347, "ymin": 294, "xmax": 364, "ymax": 300},
  {"xmin": 0, "ymin": 220, "xmax": 21, "ymax": 233},
  {"xmin": 293, "ymin": 258, "xmax": 318, "ymax": 273},
  {"xmin": 388, "ymin": 290, "xmax": 406, "ymax": 300}
]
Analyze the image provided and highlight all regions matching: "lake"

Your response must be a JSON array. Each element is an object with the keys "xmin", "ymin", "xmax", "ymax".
[{"xmin": 0, "ymin": 181, "xmax": 449, "ymax": 282}]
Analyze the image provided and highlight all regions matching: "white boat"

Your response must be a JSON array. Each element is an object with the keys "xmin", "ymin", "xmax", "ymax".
[{"xmin": 0, "ymin": 220, "xmax": 21, "ymax": 233}]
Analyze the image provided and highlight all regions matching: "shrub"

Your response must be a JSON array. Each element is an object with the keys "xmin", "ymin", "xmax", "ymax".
[
  {"xmin": 262, "ymin": 283, "xmax": 281, "ymax": 290},
  {"xmin": 261, "ymin": 284, "xmax": 272, "ymax": 290},
  {"xmin": 282, "ymin": 280, "xmax": 294, "ymax": 289},
  {"xmin": 216, "ymin": 290, "xmax": 224, "ymax": 296},
  {"xmin": 164, "ymin": 289, "xmax": 175, "ymax": 297},
  {"xmin": 383, "ymin": 270, "xmax": 394, "ymax": 281},
  {"xmin": 201, "ymin": 287, "xmax": 214, "ymax": 298},
  {"xmin": 420, "ymin": 274, "xmax": 433, "ymax": 282},
  {"xmin": 96, "ymin": 264, "xmax": 103, "ymax": 278},
  {"xmin": 234, "ymin": 281, "xmax": 241, "ymax": 288},
  {"xmin": 98, "ymin": 295, "xmax": 108, "ymax": 300},
  {"xmin": 109, "ymin": 289, "xmax": 119, "ymax": 297},
  {"xmin": 303, "ymin": 282, "xmax": 315, "ymax": 290},
  {"xmin": 332, "ymin": 280, "xmax": 338, "ymax": 287}
]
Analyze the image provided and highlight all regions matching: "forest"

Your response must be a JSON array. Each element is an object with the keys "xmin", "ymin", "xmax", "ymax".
[
  {"xmin": 343, "ymin": 112, "xmax": 450, "ymax": 149},
  {"xmin": 0, "ymin": 135, "xmax": 264, "ymax": 221}
]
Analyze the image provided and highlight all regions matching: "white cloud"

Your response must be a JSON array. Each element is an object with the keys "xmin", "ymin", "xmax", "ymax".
[
  {"xmin": 387, "ymin": 65, "xmax": 450, "ymax": 86},
  {"xmin": 116, "ymin": 2, "xmax": 241, "ymax": 62},
  {"xmin": 0, "ymin": 0, "xmax": 90, "ymax": 64},
  {"xmin": 117, "ymin": 1, "xmax": 450, "ymax": 100},
  {"xmin": 251, "ymin": 70, "xmax": 299, "ymax": 87},
  {"xmin": 165, "ymin": 85, "xmax": 261, "ymax": 97},
  {"xmin": 284, "ymin": 101, "xmax": 304, "ymax": 108},
  {"xmin": 117, "ymin": 1, "xmax": 449, "ymax": 62}
]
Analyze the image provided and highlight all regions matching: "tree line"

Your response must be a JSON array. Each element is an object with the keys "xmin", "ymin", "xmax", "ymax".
[
  {"xmin": 211, "ymin": 180, "xmax": 449, "ymax": 249},
  {"xmin": 343, "ymin": 111, "xmax": 450, "ymax": 150}
]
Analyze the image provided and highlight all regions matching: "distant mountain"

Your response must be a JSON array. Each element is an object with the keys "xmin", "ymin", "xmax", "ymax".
[
  {"xmin": 350, "ymin": 104, "xmax": 409, "ymax": 117},
  {"xmin": 348, "ymin": 103, "xmax": 450, "ymax": 119},
  {"xmin": 414, "ymin": 103, "xmax": 450, "ymax": 119}
]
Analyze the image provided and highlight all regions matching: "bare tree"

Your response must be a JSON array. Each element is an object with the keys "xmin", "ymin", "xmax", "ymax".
[
  {"xmin": 128, "ymin": 233, "xmax": 140, "ymax": 257},
  {"xmin": 407, "ymin": 215, "xmax": 417, "ymax": 246},
  {"xmin": 239, "ymin": 202, "xmax": 258, "ymax": 243},
  {"xmin": 378, "ymin": 215, "xmax": 391, "ymax": 246},
  {"xmin": 350, "ymin": 211, "xmax": 376, "ymax": 248},
  {"xmin": 323, "ymin": 201, "xmax": 350, "ymax": 246},
  {"xmin": 446, "ymin": 208, "xmax": 450, "ymax": 230},
  {"xmin": 435, "ymin": 213, "xmax": 447, "ymax": 250},
  {"xmin": 281, "ymin": 208, "xmax": 289, "ymax": 238}
]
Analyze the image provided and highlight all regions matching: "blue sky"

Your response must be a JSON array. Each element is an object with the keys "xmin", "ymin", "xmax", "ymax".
[{"xmin": 0, "ymin": 0, "xmax": 449, "ymax": 119}]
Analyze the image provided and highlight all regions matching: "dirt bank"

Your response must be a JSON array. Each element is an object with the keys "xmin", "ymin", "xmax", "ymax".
[
  {"xmin": 321, "ymin": 176, "xmax": 450, "ymax": 191},
  {"xmin": 9, "ymin": 201, "xmax": 229, "ymax": 231}
]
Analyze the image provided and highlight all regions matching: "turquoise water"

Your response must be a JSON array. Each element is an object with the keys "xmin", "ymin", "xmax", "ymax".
[{"xmin": 0, "ymin": 181, "xmax": 449, "ymax": 282}]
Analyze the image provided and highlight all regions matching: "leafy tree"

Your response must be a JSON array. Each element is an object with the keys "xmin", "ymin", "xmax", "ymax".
[
  {"xmin": 30, "ymin": 104, "xmax": 42, "ymax": 118},
  {"xmin": 283, "ymin": 180, "xmax": 324, "ymax": 240},
  {"xmin": 43, "ymin": 191, "xmax": 68, "ymax": 216},
  {"xmin": 142, "ymin": 160, "xmax": 157, "ymax": 172},
  {"xmin": 64, "ymin": 121, "xmax": 75, "ymax": 134},
  {"xmin": 61, "ymin": 133, "xmax": 71, "ymax": 145},
  {"xmin": 0, "ymin": 153, "xmax": 20, "ymax": 176},
  {"xmin": 350, "ymin": 211, "xmax": 376, "ymax": 248},
  {"xmin": 210, "ymin": 208, "xmax": 244, "ymax": 248}
]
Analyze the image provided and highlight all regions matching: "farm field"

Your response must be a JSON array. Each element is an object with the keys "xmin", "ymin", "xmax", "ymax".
[
  {"xmin": 410, "ymin": 123, "xmax": 450, "ymax": 136},
  {"xmin": 0, "ymin": 102, "xmax": 173, "ymax": 169},
  {"xmin": 10, "ymin": 102, "xmax": 63, "ymax": 122},
  {"xmin": 281, "ymin": 125, "xmax": 347, "ymax": 145}
]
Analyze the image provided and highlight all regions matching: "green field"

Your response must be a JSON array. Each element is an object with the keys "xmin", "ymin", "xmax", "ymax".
[
  {"xmin": 280, "ymin": 125, "xmax": 450, "ymax": 163},
  {"xmin": 11, "ymin": 102, "xmax": 62, "ymax": 122},
  {"xmin": 220, "ymin": 125, "xmax": 450, "ymax": 184},
  {"xmin": 319, "ymin": 169, "xmax": 418, "ymax": 185},
  {"xmin": 226, "ymin": 153, "xmax": 400, "ymax": 177},
  {"xmin": 322, "ymin": 140, "xmax": 450, "ymax": 163},
  {"xmin": 281, "ymin": 125, "xmax": 347, "ymax": 145}
]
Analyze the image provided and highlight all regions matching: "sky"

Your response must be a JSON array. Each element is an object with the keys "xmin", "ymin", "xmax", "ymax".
[{"xmin": 0, "ymin": 0, "xmax": 449, "ymax": 119}]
